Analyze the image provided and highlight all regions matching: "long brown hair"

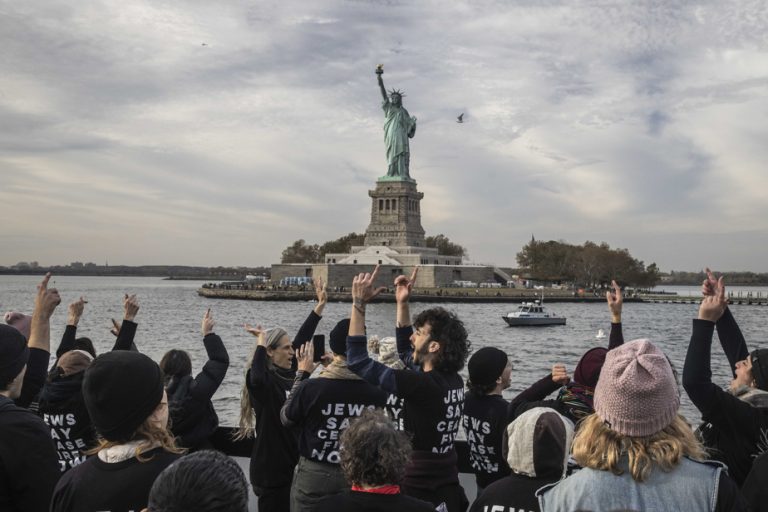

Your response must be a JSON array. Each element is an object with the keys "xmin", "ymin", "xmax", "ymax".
[
  {"xmin": 572, "ymin": 413, "xmax": 707, "ymax": 482},
  {"xmin": 87, "ymin": 416, "xmax": 186, "ymax": 462}
]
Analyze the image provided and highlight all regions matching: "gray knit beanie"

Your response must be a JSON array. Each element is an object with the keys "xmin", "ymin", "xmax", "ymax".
[{"xmin": 593, "ymin": 339, "xmax": 679, "ymax": 437}]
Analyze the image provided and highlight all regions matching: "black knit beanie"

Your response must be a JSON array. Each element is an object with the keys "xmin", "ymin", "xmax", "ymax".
[
  {"xmin": 329, "ymin": 319, "xmax": 350, "ymax": 356},
  {"xmin": 0, "ymin": 325, "xmax": 29, "ymax": 388},
  {"xmin": 83, "ymin": 351, "xmax": 164, "ymax": 442},
  {"xmin": 468, "ymin": 347, "xmax": 508, "ymax": 387},
  {"xmin": 750, "ymin": 349, "xmax": 768, "ymax": 391}
]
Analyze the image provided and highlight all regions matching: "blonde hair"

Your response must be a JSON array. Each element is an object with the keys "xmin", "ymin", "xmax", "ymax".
[
  {"xmin": 572, "ymin": 413, "xmax": 707, "ymax": 482},
  {"xmin": 234, "ymin": 328, "xmax": 290, "ymax": 441},
  {"xmin": 87, "ymin": 416, "xmax": 185, "ymax": 462}
]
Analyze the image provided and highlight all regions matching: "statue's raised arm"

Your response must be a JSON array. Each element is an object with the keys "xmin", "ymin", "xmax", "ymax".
[{"xmin": 376, "ymin": 64, "xmax": 388, "ymax": 103}]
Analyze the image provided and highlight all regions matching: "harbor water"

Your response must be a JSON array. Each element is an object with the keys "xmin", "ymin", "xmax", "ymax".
[{"xmin": 2, "ymin": 275, "xmax": 767, "ymax": 425}]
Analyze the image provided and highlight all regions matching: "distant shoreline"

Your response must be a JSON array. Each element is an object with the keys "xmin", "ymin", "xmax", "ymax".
[{"xmin": 3, "ymin": 269, "xmax": 768, "ymax": 286}]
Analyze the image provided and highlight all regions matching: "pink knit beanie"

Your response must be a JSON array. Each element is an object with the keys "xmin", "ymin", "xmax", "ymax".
[{"xmin": 593, "ymin": 339, "xmax": 679, "ymax": 437}]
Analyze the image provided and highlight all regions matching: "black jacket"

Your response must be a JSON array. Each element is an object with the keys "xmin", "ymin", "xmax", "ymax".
[
  {"xmin": 167, "ymin": 333, "xmax": 229, "ymax": 450},
  {"xmin": 742, "ymin": 450, "xmax": 768, "ymax": 511},
  {"xmin": 36, "ymin": 320, "xmax": 140, "ymax": 470},
  {"xmin": 0, "ymin": 395, "xmax": 61, "ymax": 512},
  {"xmin": 246, "ymin": 309, "xmax": 321, "ymax": 489},
  {"xmin": 50, "ymin": 447, "xmax": 180, "ymax": 512},
  {"xmin": 37, "ymin": 372, "xmax": 96, "ymax": 473},
  {"xmin": 683, "ymin": 316, "xmax": 768, "ymax": 486}
]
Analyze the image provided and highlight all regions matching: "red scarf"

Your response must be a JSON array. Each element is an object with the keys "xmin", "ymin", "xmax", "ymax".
[{"xmin": 351, "ymin": 484, "xmax": 401, "ymax": 495}]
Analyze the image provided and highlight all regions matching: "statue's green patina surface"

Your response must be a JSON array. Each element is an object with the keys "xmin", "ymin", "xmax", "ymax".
[{"xmin": 376, "ymin": 65, "xmax": 416, "ymax": 181}]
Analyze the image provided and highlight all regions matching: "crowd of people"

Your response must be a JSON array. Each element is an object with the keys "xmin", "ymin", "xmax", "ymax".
[{"xmin": 1, "ymin": 266, "xmax": 767, "ymax": 511}]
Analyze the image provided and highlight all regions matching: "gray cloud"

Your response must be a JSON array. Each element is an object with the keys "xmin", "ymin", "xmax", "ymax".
[{"xmin": 1, "ymin": 0, "xmax": 767, "ymax": 270}]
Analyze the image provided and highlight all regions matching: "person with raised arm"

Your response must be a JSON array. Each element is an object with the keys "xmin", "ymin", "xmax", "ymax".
[
  {"xmin": 235, "ymin": 277, "xmax": 328, "ymax": 512},
  {"xmin": 0, "ymin": 273, "xmax": 61, "ymax": 511},
  {"xmin": 160, "ymin": 309, "xmax": 229, "ymax": 451},
  {"xmin": 347, "ymin": 265, "xmax": 471, "ymax": 512},
  {"xmin": 511, "ymin": 280, "xmax": 626, "ymax": 424},
  {"xmin": 38, "ymin": 293, "xmax": 143, "ymax": 472},
  {"xmin": 53, "ymin": 296, "xmax": 96, "ymax": 360},
  {"xmin": 538, "ymin": 339, "xmax": 745, "ymax": 511},
  {"xmin": 14, "ymin": 273, "xmax": 62, "ymax": 409},
  {"xmin": 683, "ymin": 271, "xmax": 768, "ymax": 486},
  {"xmin": 50, "ymin": 350, "xmax": 184, "ymax": 512},
  {"xmin": 281, "ymin": 315, "xmax": 387, "ymax": 512},
  {"xmin": 462, "ymin": 351, "xmax": 571, "ymax": 492},
  {"xmin": 54, "ymin": 293, "xmax": 140, "ymax": 363}
]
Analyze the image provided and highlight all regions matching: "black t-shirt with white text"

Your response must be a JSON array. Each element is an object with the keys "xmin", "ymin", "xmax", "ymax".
[
  {"xmin": 462, "ymin": 392, "xmax": 513, "ymax": 488},
  {"xmin": 394, "ymin": 369, "xmax": 465, "ymax": 453},
  {"xmin": 50, "ymin": 447, "xmax": 181, "ymax": 512},
  {"xmin": 285, "ymin": 377, "xmax": 387, "ymax": 464}
]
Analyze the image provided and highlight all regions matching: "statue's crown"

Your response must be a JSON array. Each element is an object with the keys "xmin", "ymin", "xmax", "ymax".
[{"xmin": 389, "ymin": 88, "xmax": 405, "ymax": 97}]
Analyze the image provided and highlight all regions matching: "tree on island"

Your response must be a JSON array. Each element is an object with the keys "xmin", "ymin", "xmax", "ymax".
[
  {"xmin": 280, "ymin": 239, "xmax": 321, "ymax": 263},
  {"xmin": 280, "ymin": 232, "xmax": 466, "ymax": 263},
  {"xmin": 425, "ymin": 234, "xmax": 467, "ymax": 258},
  {"xmin": 517, "ymin": 239, "xmax": 660, "ymax": 288}
]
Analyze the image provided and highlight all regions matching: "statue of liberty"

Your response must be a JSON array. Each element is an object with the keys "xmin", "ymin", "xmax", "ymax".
[{"xmin": 376, "ymin": 65, "xmax": 417, "ymax": 180}]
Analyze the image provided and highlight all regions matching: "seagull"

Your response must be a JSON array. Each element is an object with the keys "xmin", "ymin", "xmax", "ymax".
[
  {"xmin": 457, "ymin": 113, "xmax": 464, "ymax": 123},
  {"xmin": 596, "ymin": 328, "xmax": 606, "ymax": 339},
  {"xmin": 201, "ymin": 43, "xmax": 208, "ymax": 46}
]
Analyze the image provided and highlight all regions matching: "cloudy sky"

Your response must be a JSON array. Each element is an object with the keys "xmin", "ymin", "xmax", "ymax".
[{"xmin": 1, "ymin": 0, "xmax": 767, "ymax": 271}]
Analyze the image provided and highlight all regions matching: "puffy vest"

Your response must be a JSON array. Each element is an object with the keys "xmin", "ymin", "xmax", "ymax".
[{"xmin": 537, "ymin": 457, "xmax": 722, "ymax": 512}]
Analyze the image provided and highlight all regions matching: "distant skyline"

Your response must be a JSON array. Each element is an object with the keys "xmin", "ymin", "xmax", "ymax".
[{"xmin": 1, "ymin": 1, "xmax": 767, "ymax": 271}]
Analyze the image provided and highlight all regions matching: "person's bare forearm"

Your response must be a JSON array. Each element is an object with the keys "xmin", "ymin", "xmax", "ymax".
[
  {"xmin": 396, "ymin": 301, "xmax": 411, "ymax": 328},
  {"xmin": 27, "ymin": 315, "xmax": 50, "ymax": 352}
]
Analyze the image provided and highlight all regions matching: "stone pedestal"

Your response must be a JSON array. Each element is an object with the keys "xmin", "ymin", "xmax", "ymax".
[{"xmin": 364, "ymin": 179, "xmax": 425, "ymax": 248}]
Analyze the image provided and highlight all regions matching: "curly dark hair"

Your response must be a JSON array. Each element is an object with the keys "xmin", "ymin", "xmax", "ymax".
[
  {"xmin": 339, "ymin": 409, "xmax": 412, "ymax": 487},
  {"xmin": 413, "ymin": 307, "xmax": 470, "ymax": 373}
]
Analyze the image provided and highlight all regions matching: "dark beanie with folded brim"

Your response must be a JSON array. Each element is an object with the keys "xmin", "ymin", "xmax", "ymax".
[
  {"xmin": 468, "ymin": 347, "xmax": 508, "ymax": 387},
  {"xmin": 0, "ymin": 325, "xmax": 29, "ymax": 388},
  {"xmin": 83, "ymin": 351, "xmax": 164, "ymax": 442},
  {"xmin": 751, "ymin": 349, "xmax": 768, "ymax": 391}
]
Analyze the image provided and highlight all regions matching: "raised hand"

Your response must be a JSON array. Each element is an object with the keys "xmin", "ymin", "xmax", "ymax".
[
  {"xmin": 245, "ymin": 323, "xmax": 267, "ymax": 347},
  {"xmin": 35, "ymin": 273, "xmax": 61, "ymax": 320},
  {"xmin": 314, "ymin": 277, "xmax": 327, "ymax": 305},
  {"xmin": 552, "ymin": 363, "xmax": 570, "ymax": 386},
  {"xmin": 296, "ymin": 341, "xmax": 316, "ymax": 373},
  {"xmin": 606, "ymin": 280, "xmax": 623, "ymax": 323},
  {"xmin": 28, "ymin": 272, "xmax": 60, "ymax": 351},
  {"xmin": 109, "ymin": 318, "xmax": 121, "ymax": 337},
  {"xmin": 698, "ymin": 276, "xmax": 728, "ymax": 323},
  {"xmin": 123, "ymin": 294, "xmax": 139, "ymax": 322},
  {"xmin": 395, "ymin": 266, "xmax": 419, "ymax": 304},
  {"xmin": 201, "ymin": 308, "xmax": 215, "ymax": 336},
  {"xmin": 702, "ymin": 267, "xmax": 718, "ymax": 297},
  {"xmin": 67, "ymin": 296, "xmax": 88, "ymax": 326},
  {"xmin": 352, "ymin": 265, "xmax": 386, "ymax": 311}
]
